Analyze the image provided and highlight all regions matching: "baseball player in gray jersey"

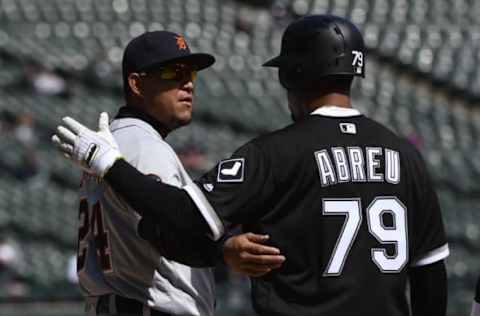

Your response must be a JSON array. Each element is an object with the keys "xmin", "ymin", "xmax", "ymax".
[{"xmin": 74, "ymin": 31, "xmax": 285, "ymax": 316}]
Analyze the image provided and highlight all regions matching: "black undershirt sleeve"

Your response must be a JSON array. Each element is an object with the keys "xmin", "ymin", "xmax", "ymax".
[
  {"xmin": 409, "ymin": 260, "xmax": 447, "ymax": 316},
  {"xmin": 105, "ymin": 159, "xmax": 221, "ymax": 267}
]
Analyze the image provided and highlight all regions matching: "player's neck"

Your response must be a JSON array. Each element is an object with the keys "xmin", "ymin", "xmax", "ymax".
[
  {"xmin": 308, "ymin": 93, "xmax": 351, "ymax": 112},
  {"xmin": 123, "ymin": 102, "xmax": 171, "ymax": 138}
]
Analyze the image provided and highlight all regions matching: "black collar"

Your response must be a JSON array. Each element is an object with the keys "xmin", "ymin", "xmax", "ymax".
[{"xmin": 115, "ymin": 105, "xmax": 168, "ymax": 137}]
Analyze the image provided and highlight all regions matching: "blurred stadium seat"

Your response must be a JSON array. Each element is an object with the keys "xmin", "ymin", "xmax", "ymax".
[{"xmin": 0, "ymin": 0, "xmax": 479, "ymax": 315}]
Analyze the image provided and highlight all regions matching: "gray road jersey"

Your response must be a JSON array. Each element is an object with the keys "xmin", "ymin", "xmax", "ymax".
[{"xmin": 77, "ymin": 117, "xmax": 215, "ymax": 316}]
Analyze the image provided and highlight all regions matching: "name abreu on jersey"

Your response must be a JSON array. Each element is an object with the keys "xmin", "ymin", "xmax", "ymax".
[{"xmin": 314, "ymin": 146, "xmax": 400, "ymax": 187}]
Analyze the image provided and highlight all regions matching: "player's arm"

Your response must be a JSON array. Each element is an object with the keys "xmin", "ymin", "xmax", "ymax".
[
  {"xmin": 406, "ymin": 144, "xmax": 449, "ymax": 316},
  {"xmin": 101, "ymin": 125, "xmax": 275, "ymax": 238},
  {"xmin": 106, "ymin": 158, "xmax": 213, "ymax": 236},
  {"xmin": 53, "ymin": 113, "xmax": 271, "ymax": 236},
  {"xmin": 104, "ymin": 157, "xmax": 225, "ymax": 266},
  {"xmin": 136, "ymin": 214, "xmax": 222, "ymax": 267},
  {"xmin": 105, "ymin": 142, "xmax": 279, "ymax": 267},
  {"xmin": 137, "ymin": 201, "xmax": 285, "ymax": 272},
  {"xmin": 53, "ymin": 113, "xmax": 279, "ymax": 267},
  {"xmin": 114, "ymin": 148, "xmax": 284, "ymax": 272},
  {"xmin": 409, "ymin": 260, "xmax": 447, "ymax": 316},
  {"xmin": 222, "ymin": 232, "xmax": 285, "ymax": 277}
]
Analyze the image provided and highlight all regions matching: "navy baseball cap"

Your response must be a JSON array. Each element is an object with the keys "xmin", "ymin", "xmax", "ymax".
[{"xmin": 122, "ymin": 31, "xmax": 215, "ymax": 83}]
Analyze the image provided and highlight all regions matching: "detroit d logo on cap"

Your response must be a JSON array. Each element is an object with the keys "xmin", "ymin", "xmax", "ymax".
[
  {"xmin": 175, "ymin": 36, "xmax": 187, "ymax": 50},
  {"xmin": 217, "ymin": 158, "xmax": 245, "ymax": 182}
]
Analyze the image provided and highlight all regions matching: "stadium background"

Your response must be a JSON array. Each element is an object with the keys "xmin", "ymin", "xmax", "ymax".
[{"xmin": 0, "ymin": 0, "xmax": 479, "ymax": 315}]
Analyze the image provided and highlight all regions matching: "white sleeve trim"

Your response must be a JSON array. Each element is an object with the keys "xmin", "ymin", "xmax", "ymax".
[
  {"xmin": 410, "ymin": 243, "xmax": 449, "ymax": 267},
  {"xmin": 471, "ymin": 302, "xmax": 480, "ymax": 316},
  {"xmin": 183, "ymin": 183, "xmax": 225, "ymax": 241}
]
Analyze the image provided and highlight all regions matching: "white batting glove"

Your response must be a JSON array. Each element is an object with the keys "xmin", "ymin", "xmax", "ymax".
[{"xmin": 51, "ymin": 112, "xmax": 123, "ymax": 177}]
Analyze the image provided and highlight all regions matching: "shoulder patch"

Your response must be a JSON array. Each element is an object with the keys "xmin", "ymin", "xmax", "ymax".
[{"xmin": 217, "ymin": 158, "xmax": 245, "ymax": 183}]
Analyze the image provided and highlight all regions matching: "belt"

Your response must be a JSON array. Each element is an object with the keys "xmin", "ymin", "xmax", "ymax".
[{"xmin": 96, "ymin": 294, "xmax": 171, "ymax": 316}]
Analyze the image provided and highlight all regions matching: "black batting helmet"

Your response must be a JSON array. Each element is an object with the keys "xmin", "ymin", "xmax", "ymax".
[{"xmin": 263, "ymin": 14, "xmax": 365, "ymax": 90}]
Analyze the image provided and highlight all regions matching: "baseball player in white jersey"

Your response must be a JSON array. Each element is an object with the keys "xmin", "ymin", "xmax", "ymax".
[{"xmin": 72, "ymin": 31, "xmax": 285, "ymax": 316}]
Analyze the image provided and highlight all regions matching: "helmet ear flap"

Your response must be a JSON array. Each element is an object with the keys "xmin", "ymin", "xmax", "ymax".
[{"xmin": 279, "ymin": 63, "xmax": 305, "ymax": 90}]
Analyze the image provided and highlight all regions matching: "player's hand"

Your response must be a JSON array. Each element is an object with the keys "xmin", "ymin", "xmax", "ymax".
[
  {"xmin": 51, "ymin": 112, "xmax": 123, "ymax": 177},
  {"xmin": 223, "ymin": 233, "xmax": 285, "ymax": 277}
]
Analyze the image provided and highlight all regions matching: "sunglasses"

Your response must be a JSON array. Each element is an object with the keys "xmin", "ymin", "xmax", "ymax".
[{"xmin": 140, "ymin": 64, "xmax": 198, "ymax": 82}]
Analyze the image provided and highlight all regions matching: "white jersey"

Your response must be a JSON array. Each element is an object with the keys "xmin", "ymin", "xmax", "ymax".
[{"xmin": 77, "ymin": 117, "xmax": 215, "ymax": 316}]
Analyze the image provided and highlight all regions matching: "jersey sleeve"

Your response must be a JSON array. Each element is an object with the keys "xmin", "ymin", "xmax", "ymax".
[
  {"xmin": 408, "ymin": 148, "xmax": 449, "ymax": 267},
  {"xmin": 134, "ymin": 140, "xmax": 182, "ymax": 187},
  {"xmin": 190, "ymin": 141, "xmax": 276, "ymax": 232},
  {"xmin": 114, "ymin": 127, "xmax": 182, "ymax": 187}
]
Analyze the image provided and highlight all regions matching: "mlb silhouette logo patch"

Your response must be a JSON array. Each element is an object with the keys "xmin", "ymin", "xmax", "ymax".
[
  {"xmin": 339, "ymin": 123, "xmax": 357, "ymax": 134},
  {"xmin": 217, "ymin": 158, "xmax": 245, "ymax": 182}
]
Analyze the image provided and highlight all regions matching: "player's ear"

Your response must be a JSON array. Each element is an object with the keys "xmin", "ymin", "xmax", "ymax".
[{"xmin": 128, "ymin": 73, "xmax": 144, "ymax": 98}]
